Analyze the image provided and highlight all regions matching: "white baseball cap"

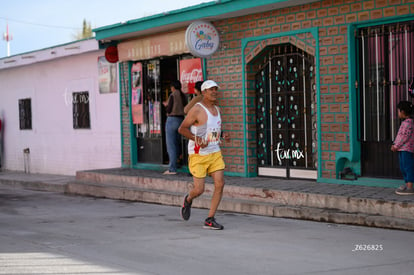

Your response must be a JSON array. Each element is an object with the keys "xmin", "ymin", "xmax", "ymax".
[{"xmin": 201, "ymin": 80, "xmax": 220, "ymax": 91}]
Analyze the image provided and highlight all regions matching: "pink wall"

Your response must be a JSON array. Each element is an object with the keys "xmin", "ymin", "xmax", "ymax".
[{"xmin": 0, "ymin": 40, "xmax": 121, "ymax": 175}]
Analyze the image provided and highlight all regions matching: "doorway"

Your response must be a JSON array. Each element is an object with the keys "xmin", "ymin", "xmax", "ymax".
[
  {"xmin": 135, "ymin": 57, "xmax": 179, "ymax": 164},
  {"xmin": 357, "ymin": 21, "xmax": 414, "ymax": 179},
  {"xmin": 255, "ymin": 44, "xmax": 317, "ymax": 179},
  {"xmin": 135, "ymin": 56, "xmax": 189, "ymax": 166}
]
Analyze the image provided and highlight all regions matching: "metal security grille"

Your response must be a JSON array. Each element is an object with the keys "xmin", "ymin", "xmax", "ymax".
[
  {"xmin": 357, "ymin": 21, "xmax": 414, "ymax": 178},
  {"xmin": 18, "ymin": 98, "xmax": 32, "ymax": 130},
  {"xmin": 358, "ymin": 21, "xmax": 414, "ymax": 142},
  {"xmin": 72, "ymin": 92, "xmax": 90, "ymax": 129},
  {"xmin": 256, "ymin": 44, "xmax": 317, "ymax": 178}
]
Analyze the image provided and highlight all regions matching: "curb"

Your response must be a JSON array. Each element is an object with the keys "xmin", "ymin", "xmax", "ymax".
[
  {"xmin": 0, "ymin": 178, "xmax": 66, "ymax": 193},
  {"xmin": 66, "ymin": 180, "xmax": 414, "ymax": 231},
  {"xmin": 2, "ymin": 171, "xmax": 414, "ymax": 231}
]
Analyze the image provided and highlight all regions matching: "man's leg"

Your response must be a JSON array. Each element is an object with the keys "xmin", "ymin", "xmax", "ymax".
[
  {"xmin": 165, "ymin": 118, "xmax": 174, "ymax": 172},
  {"xmin": 207, "ymin": 170, "xmax": 225, "ymax": 218},
  {"xmin": 181, "ymin": 176, "xmax": 205, "ymax": 221},
  {"xmin": 175, "ymin": 118, "xmax": 183, "ymax": 167},
  {"xmin": 188, "ymin": 176, "xmax": 205, "ymax": 202},
  {"xmin": 170, "ymin": 117, "xmax": 180, "ymax": 172}
]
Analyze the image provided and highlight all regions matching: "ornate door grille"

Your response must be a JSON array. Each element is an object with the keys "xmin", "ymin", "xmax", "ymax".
[{"xmin": 256, "ymin": 45, "xmax": 317, "ymax": 179}]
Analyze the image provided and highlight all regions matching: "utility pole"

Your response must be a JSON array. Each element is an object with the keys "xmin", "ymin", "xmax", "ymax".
[{"xmin": 3, "ymin": 22, "xmax": 12, "ymax": 57}]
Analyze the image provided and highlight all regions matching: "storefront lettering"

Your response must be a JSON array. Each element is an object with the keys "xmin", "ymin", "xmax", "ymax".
[
  {"xmin": 127, "ymin": 44, "xmax": 162, "ymax": 59},
  {"xmin": 194, "ymin": 39, "xmax": 215, "ymax": 51},
  {"xmin": 275, "ymin": 142, "xmax": 304, "ymax": 163},
  {"xmin": 181, "ymin": 69, "xmax": 203, "ymax": 83},
  {"xmin": 99, "ymin": 66, "xmax": 109, "ymax": 74},
  {"xmin": 118, "ymin": 30, "xmax": 188, "ymax": 62},
  {"xmin": 169, "ymin": 40, "xmax": 185, "ymax": 53}
]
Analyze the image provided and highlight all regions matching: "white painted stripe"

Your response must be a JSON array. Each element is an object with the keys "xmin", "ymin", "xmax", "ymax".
[
  {"xmin": 258, "ymin": 167, "xmax": 287, "ymax": 177},
  {"xmin": 290, "ymin": 169, "xmax": 317, "ymax": 179}
]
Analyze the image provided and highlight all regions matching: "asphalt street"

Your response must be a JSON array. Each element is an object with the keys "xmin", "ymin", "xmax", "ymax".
[{"xmin": 0, "ymin": 186, "xmax": 413, "ymax": 275}]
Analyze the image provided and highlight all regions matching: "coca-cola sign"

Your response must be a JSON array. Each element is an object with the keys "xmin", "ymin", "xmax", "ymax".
[
  {"xmin": 180, "ymin": 58, "xmax": 203, "ymax": 94},
  {"xmin": 185, "ymin": 21, "xmax": 220, "ymax": 58}
]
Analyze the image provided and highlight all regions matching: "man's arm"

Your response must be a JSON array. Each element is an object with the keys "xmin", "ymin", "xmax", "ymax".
[
  {"xmin": 184, "ymin": 95, "xmax": 202, "ymax": 114},
  {"xmin": 179, "ymin": 105, "xmax": 209, "ymax": 148},
  {"xmin": 178, "ymin": 107, "xmax": 198, "ymax": 141}
]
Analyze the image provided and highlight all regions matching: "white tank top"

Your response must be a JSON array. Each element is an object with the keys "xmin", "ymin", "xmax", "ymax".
[{"xmin": 188, "ymin": 103, "xmax": 221, "ymax": 155}]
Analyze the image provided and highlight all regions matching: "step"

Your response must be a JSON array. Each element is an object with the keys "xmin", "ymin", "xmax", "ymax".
[
  {"xmin": 76, "ymin": 170, "xmax": 192, "ymax": 193},
  {"xmin": 65, "ymin": 181, "xmax": 414, "ymax": 231},
  {"xmin": 224, "ymin": 184, "xmax": 414, "ymax": 220},
  {"xmin": 0, "ymin": 177, "xmax": 66, "ymax": 193},
  {"xmin": 72, "ymin": 171, "xmax": 414, "ymax": 220}
]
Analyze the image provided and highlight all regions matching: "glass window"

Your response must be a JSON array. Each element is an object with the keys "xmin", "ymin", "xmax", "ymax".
[{"xmin": 136, "ymin": 60, "xmax": 162, "ymax": 138}]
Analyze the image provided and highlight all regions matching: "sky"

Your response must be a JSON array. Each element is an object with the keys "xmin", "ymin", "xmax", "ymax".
[{"xmin": 0, "ymin": 0, "xmax": 208, "ymax": 58}]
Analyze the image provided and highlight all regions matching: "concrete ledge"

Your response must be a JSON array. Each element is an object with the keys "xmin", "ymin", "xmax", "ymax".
[
  {"xmin": 0, "ymin": 178, "xmax": 66, "ymax": 193},
  {"xmin": 66, "ymin": 181, "xmax": 414, "ymax": 231},
  {"xmin": 3, "ymin": 170, "xmax": 413, "ymax": 231},
  {"xmin": 73, "ymin": 171, "xmax": 414, "ymax": 220},
  {"xmin": 221, "ymin": 184, "xmax": 414, "ymax": 219},
  {"xmin": 76, "ymin": 171, "xmax": 192, "ymax": 193}
]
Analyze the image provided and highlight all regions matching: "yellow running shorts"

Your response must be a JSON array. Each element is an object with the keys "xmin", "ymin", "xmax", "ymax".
[{"xmin": 188, "ymin": 151, "xmax": 225, "ymax": 178}]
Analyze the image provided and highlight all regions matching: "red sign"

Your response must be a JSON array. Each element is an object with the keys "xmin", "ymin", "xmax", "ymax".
[
  {"xmin": 105, "ymin": 46, "xmax": 119, "ymax": 63},
  {"xmin": 180, "ymin": 58, "xmax": 203, "ymax": 94}
]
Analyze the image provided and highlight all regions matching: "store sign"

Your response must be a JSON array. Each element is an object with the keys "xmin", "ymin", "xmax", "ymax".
[
  {"xmin": 185, "ymin": 21, "xmax": 220, "ymax": 58},
  {"xmin": 98, "ymin": 56, "xmax": 117, "ymax": 94},
  {"xmin": 131, "ymin": 62, "xmax": 143, "ymax": 124},
  {"xmin": 118, "ymin": 30, "xmax": 188, "ymax": 61},
  {"xmin": 180, "ymin": 58, "xmax": 203, "ymax": 94},
  {"xmin": 104, "ymin": 46, "xmax": 119, "ymax": 63}
]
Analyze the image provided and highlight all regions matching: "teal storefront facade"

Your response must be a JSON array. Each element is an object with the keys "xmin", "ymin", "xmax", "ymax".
[{"xmin": 94, "ymin": 0, "xmax": 414, "ymax": 187}]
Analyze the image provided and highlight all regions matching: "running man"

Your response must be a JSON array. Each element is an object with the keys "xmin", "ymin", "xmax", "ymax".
[{"xmin": 178, "ymin": 80, "xmax": 229, "ymax": 230}]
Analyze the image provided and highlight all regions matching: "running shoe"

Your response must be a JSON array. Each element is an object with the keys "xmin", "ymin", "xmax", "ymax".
[
  {"xmin": 203, "ymin": 217, "xmax": 224, "ymax": 230},
  {"xmin": 395, "ymin": 185, "xmax": 414, "ymax": 195},
  {"xmin": 180, "ymin": 195, "xmax": 192, "ymax": 221}
]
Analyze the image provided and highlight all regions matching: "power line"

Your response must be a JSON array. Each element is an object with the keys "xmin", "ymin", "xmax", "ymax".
[{"xmin": 0, "ymin": 16, "xmax": 81, "ymax": 30}]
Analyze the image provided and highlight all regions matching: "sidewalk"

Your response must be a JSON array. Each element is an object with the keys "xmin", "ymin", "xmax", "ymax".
[
  {"xmin": 1, "ymin": 168, "xmax": 414, "ymax": 231},
  {"xmin": 0, "ymin": 170, "xmax": 73, "ymax": 192}
]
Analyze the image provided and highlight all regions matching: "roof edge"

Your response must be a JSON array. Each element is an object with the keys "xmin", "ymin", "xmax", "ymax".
[
  {"xmin": 93, "ymin": 0, "xmax": 298, "ymax": 41},
  {"xmin": 93, "ymin": 1, "xmax": 222, "ymax": 33},
  {"xmin": 0, "ymin": 38, "xmax": 100, "ymax": 70}
]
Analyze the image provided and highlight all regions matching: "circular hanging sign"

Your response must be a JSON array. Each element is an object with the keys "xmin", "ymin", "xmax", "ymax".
[
  {"xmin": 185, "ymin": 21, "xmax": 220, "ymax": 58},
  {"xmin": 105, "ymin": 45, "xmax": 119, "ymax": 63}
]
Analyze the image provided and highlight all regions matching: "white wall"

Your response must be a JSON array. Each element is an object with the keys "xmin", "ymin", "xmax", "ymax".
[{"xmin": 0, "ymin": 44, "xmax": 121, "ymax": 175}]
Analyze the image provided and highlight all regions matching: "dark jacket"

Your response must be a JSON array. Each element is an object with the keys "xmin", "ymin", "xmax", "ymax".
[{"xmin": 166, "ymin": 90, "xmax": 187, "ymax": 116}]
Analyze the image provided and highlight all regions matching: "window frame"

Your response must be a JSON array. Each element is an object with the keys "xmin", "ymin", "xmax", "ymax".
[
  {"xmin": 18, "ymin": 98, "xmax": 32, "ymax": 130},
  {"xmin": 72, "ymin": 91, "xmax": 91, "ymax": 129}
]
